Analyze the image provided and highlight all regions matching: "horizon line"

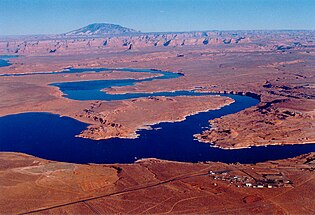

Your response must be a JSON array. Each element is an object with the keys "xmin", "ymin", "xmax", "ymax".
[{"xmin": 1, "ymin": 28, "xmax": 315, "ymax": 37}]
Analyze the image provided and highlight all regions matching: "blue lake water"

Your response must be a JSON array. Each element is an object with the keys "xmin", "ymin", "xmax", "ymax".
[
  {"xmin": 50, "ymin": 68, "xmax": 184, "ymax": 100},
  {"xmin": 0, "ymin": 67, "xmax": 181, "ymax": 78},
  {"xmin": 0, "ymin": 59, "xmax": 10, "ymax": 67},
  {"xmin": 0, "ymin": 55, "xmax": 18, "ymax": 68},
  {"xmin": 1, "ymin": 94, "xmax": 314, "ymax": 164},
  {"xmin": 0, "ymin": 67, "xmax": 314, "ymax": 164}
]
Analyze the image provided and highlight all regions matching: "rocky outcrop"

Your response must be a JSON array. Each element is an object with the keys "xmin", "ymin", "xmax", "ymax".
[
  {"xmin": 0, "ymin": 31, "xmax": 254, "ymax": 55},
  {"xmin": 76, "ymin": 102, "xmax": 127, "ymax": 140},
  {"xmin": 75, "ymin": 96, "xmax": 234, "ymax": 140},
  {"xmin": 196, "ymin": 96, "xmax": 315, "ymax": 149},
  {"xmin": 273, "ymin": 42, "xmax": 307, "ymax": 52},
  {"xmin": 1, "ymin": 29, "xmax": 315, "ymax": 55}
]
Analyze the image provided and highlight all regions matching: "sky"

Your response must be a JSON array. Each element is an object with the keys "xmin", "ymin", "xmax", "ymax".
[{"xmin": 0, "ymin": 0, "xmax": 314, "ymax": 35}]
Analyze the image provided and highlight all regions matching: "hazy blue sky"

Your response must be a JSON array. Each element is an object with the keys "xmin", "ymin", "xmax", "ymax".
[{"xmin": 0, "ymin": 0, "xmax": 314, "ymax": 35}]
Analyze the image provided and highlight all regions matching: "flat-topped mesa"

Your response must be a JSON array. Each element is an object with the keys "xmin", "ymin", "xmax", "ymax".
[
  {"xmin": 3, "ymin": 26, "xmax": 314, "ymax": 55},
  {"xmin": 1, "ymin": 32, "xmax": 252, "ymax": 54},
  {"xmin": 64, "ymin": 23, "xmax": 140, "ymax": 36}
]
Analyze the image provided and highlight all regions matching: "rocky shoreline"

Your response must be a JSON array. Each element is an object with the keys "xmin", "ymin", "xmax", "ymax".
[{"xmin": 76, "ymin": 95, "xmax": 234, "ymax": 140}]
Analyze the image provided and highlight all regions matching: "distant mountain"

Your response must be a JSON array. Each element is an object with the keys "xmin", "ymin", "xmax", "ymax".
[{"xmin": 64, "ymin": 23, "xmax": 139, "ymax": 36}]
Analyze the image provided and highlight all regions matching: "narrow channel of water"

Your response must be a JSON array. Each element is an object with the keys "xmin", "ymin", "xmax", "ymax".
[
  {"xmin": 0, "ymin": 67, "xmax": 314, "ymax": 164},
  {"xmin": 0, "ymin": 94, "xmax": 314, "ymax": 164}
]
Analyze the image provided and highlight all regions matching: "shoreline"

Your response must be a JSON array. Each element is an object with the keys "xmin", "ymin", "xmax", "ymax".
[
  {"xmin": 78, "ymin": 95, "xmax": 235, "ymax": 140},
  {"xmin": 204, "ymin": 139, "xmax": 315, "ymax": 150},
  {"xmin": 77, "ymin": 95, "xmax": 235, "ymax": 140}
]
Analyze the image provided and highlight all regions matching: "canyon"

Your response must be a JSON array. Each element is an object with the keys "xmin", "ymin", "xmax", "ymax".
[{"xmin": 0, "ymin": 25, "xmax": 314, "ymax": 213}]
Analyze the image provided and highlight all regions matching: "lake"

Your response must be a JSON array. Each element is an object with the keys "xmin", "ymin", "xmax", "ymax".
[{"xmin": 0, "ymin": 67, "xmax": 314, "ymax": 164}]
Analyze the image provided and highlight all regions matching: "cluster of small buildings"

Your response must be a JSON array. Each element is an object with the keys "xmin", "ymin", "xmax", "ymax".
[{"xmin": 209, "ymin": 170, "xmax": 293, "ymax": 189}]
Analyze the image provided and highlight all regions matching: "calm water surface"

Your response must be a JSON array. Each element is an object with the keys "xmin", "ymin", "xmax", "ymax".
[
  {"xmin": 0, "ymin": 67, "xmax": 314, "ymax": 164},
  {"xmin": 0, "ymin": 55, "xmax": 18, "ymax": 67},
  {"xmin": 0, "ymin": 94, "xmax": 314, "ymax": 164}
]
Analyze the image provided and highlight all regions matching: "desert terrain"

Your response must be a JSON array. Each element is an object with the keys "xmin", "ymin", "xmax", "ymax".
[
  {"xmin": 0, "ymin": 30, "xmax": 314, "ymax": 148},
  {"xmin": 0, "ymin": 152, "xmax": 314, "ymax": 214},
  {"xmin": 0, "ymin": 26, "xmax": 315, "ymax": 213}
]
